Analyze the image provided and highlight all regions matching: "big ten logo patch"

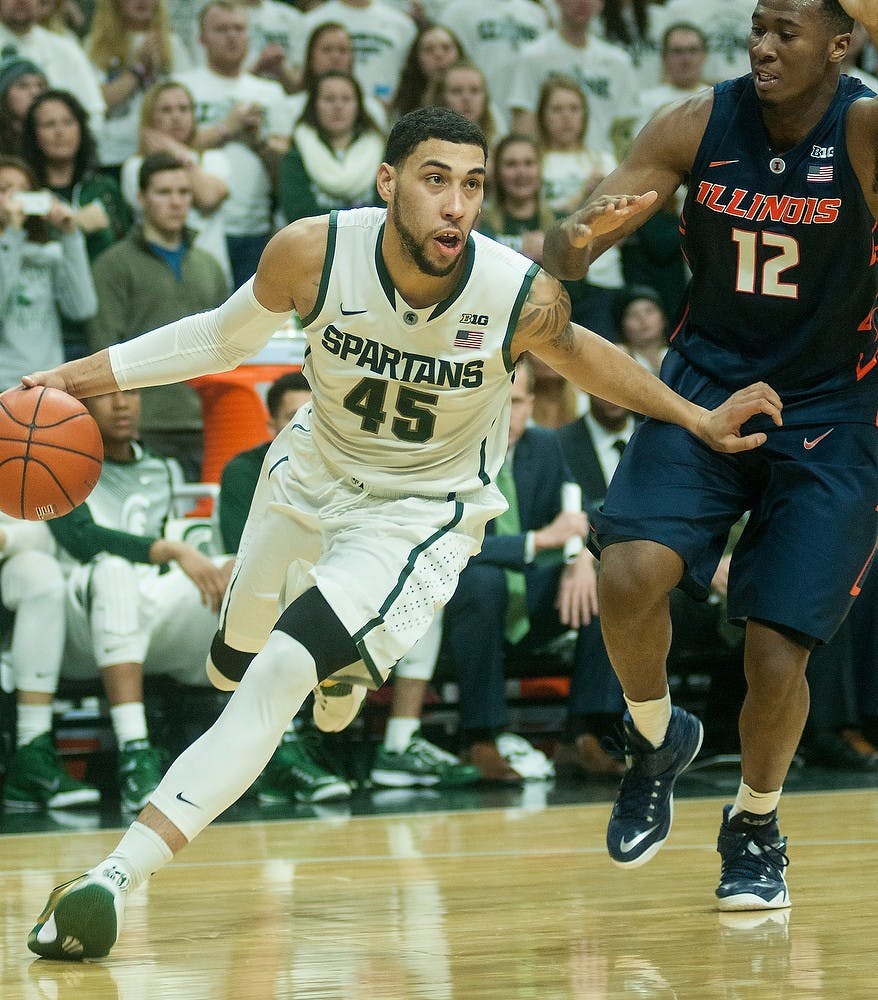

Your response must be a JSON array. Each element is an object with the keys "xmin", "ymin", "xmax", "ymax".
[{"xmin": 459, "ymin": 313, "xmax": 488, "ymax": 326}]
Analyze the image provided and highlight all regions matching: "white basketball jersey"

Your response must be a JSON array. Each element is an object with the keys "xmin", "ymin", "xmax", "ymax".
[{"xmin": 300, "ymin": 207, "xmax": 539, "ymax": 497}]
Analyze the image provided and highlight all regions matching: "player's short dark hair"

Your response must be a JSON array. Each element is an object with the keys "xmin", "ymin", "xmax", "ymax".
[
  {"xmin": 138, "ymin": 152, "xmax": 188, "ymax": 191},
  {"xmin": 267, "ymin": 370, "xmax": 310, "ymax": 418},
  {"xmin": 383, "ymin": 106, "xmax": 488, "ymax": 168},
  {"xmin": 818, "ymin": 0, "xmax": 854, "ymax": 33}
]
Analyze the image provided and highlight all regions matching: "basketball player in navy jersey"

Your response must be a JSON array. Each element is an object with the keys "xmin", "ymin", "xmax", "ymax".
[
  {"xmin": 22, "ymin": 107, "xmax": 779, "ymax": 961},
  {"xmin": 544, "ymin": 0, "xmax": 877, "ymax": 910}
]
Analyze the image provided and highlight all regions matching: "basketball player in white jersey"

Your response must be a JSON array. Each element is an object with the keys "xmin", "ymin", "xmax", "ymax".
[{"xmin": 22, "ymin": 107, "xmax": 782, "ymax": 961}]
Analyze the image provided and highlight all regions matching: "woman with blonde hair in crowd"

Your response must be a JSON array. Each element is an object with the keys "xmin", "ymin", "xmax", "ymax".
[
  {"xmin": 391, "ymin": 23, "xmax": 463, "ymax": 122},
  {"xmin": 537, "ymin": 75, "xmax": 623, "ymax": 341},
  {"xmin": 120, "ymin": 79, "xmax": 231, "ymax": 283},
  {"xmin": 277, "ymin": 71, "xmax": 384, "ymax": 224},
  {"xmin": 424, "ymin": 60, "xmax": 500, "ymax": 151},
  {"xmin": 86, "ymin": 0, "xmax": 192, "ymax": 177}
]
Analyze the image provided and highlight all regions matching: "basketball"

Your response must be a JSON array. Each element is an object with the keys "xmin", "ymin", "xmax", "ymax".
[{"xmin": 0, "ymin": 386, "xmax": 103, "ymax": 521}]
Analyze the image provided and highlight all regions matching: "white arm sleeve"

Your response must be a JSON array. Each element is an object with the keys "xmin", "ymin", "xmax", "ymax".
[{"xmin": 108, "ymin": 277, "xmax": 293, "ymax": 390}]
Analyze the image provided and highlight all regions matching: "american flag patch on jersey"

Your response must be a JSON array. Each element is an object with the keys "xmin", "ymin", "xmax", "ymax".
[
  {"xmin": 454, "ymin": 329, "xmax": 484, "ymax": 348},
  {"xmin": 806, "ymin": 163, "xmax": 833, "ymax": 183}
]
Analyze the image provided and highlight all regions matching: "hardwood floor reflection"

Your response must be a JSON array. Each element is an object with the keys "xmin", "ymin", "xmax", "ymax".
[{"xmin": 4, "ymin": 790, "xmax": 877, "ymax": 999}]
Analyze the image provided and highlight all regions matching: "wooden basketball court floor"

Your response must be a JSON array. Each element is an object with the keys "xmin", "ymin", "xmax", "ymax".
[{"xmin": 2, "ymin": 788, "xmax": 877, "ymax": 999}]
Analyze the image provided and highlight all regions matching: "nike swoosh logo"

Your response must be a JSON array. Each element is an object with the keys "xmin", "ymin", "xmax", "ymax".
[
  {"xmin": 36, "ymin": 777, "xmax": 61, "ymax": 792},
  {"xmin": 340, "ymin": 305, "xmax": 367, "ymax": 316},
  {"xmin": 176, "ymin": 790, "xmax": 200, "ymax": 807},
  {"xmin": 803, "ymin": 427, "xmax": 834, "ymax": 450},
  {"xmin": 708, "ymin": 159, "xmax": 740, "ymax": 167},
  {"xmin": 619, "ymin": 826, "xmax": 659, "ymax": 853}
]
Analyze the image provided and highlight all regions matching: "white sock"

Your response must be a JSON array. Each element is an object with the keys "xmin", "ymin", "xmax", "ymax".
[
  {"xmin": 729, "ymin": 782, "xmax": 782, "ymax": 819},
  {"xmin": 149, "ymin": 631, "xmax": 319, "ymax": 842},
  {"xmin": 16, "ymin": 703, "xmax": 53, "ymax": 747},
  {"xmin": 624, "ymin": 691, "xmax": 672, "ymax": 748},
  {"xmin": 96, "ymin": 821, "xmax": 175, "ymax": 892},
  {"xmin": 384, "ymin": 717, "xmax": 420, "ymax": 753},
  {"xmin": 110, "ymin": 702, "xmax": 149, "ymax": 747}
]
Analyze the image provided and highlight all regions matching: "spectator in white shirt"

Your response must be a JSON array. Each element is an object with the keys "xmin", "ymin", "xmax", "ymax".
[
  {"xmin": 648, "ymin": 0, "xmax": 755, "ymax": 83},
  {"xmin": 176, "ymin": 0, "xmax": 286, "ymax": 288},
  {"xmin": 636, "ymin": 22, "xmax": 710, "ymax": 133},
  {"xmin": 298, "ymin": 0, "xmax": 417, "ymax": 107},
  {"xmin": 508, "ymin": 0, "xmax": 640, "ymax": 159},
  {"xmin": 238, "ymin": 0, "xmax": 304, "ymax": 94},
  {"xmin": 436, "ymin": 0, "xmax": 550, "ymax": 133},
  {"xmin": 596, "ymin": 0, "xmax": 661, "ymax": 88}
]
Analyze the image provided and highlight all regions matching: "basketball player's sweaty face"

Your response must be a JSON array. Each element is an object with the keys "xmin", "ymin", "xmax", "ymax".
[
  {"xmin": 749, "ymin": 0, "xmax": 848, "ymax": 106},
  {"xmin": 388, "ymin": 138, "xmax": 486, "ymax": 279}
]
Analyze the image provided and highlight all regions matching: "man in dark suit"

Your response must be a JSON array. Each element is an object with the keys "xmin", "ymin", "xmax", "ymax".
[
  {"xmin": 445, "ymin": 364, "xmax": 626, "ymax": 782},
  {"xmin": 557, "ymin": 393, "xmax": 635, "ymax": 524}
]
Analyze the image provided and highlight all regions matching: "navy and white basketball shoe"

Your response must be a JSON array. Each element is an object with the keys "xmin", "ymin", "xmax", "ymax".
[
  {"xmin": 606, "ymin": 706, "xmax": 703, "ymax": 867},
  {"xmin": 715, "ymin": 805, "xmax": 791, "ymax": 910}
]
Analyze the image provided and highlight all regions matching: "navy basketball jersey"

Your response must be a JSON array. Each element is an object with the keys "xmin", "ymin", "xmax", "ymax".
[{"xmin": 675, "ymin": 74, "xmax": 877, "ymax": 424}]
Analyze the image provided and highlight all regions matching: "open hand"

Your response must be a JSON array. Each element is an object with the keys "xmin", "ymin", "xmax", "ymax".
[
  {"xmin": 696, "ymin": 382, "xmax": 783, "ymax": 453},
  {"xmin": 561, "ymin": 191, "xmax": 658, "ymax": 248}
]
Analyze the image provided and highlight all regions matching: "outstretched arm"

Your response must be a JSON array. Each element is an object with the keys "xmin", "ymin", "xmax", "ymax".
[
  {"xmin": 511, "ymin": 272, "xmax": 783, "ymax": 453},
  {"xmin": 542, "ymin": 94, "xmax": 710, "ymax": 280},
  {"xmin": 21, "ymin": 217, "xmax": 328, "ymax": 399}
]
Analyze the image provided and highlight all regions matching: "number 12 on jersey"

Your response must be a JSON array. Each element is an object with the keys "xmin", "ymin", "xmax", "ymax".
[
  {"xmin": 731, "ymin": 229, "xmax": 800, "ymax": 299},
  {"xmin": 343, "ymin": 377, "xmax": 438, "ymax": 442}
]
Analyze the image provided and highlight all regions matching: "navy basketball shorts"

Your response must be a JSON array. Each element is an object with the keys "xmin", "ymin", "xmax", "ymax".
[{"xmin": 592, "ymin": 417, "xmax": 877, "ymax": 643}]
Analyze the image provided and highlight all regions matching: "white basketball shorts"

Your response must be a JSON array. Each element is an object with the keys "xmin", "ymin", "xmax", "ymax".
[{"xmin": 220, "ymin": 411, "xmax": 505, "ymax": 688}]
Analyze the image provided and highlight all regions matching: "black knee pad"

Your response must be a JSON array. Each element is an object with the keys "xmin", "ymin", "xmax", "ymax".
[
  {"xmin": 209, "ymin": 631, "xmax": 256, "ymax": 685},
  {"xmin": 274, "ymin": 586, "xmax": 359, "ymax": 680}
]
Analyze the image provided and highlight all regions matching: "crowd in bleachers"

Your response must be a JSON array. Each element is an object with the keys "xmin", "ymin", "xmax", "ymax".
[{"xmin": 1, "ymin": 0, "xmax": 877, "ymax": 816}]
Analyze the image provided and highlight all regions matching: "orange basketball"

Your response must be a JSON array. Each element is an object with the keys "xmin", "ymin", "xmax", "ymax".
[{"xmin": 0, "ymin": 386, "xmax": 103, "ymax": 521}]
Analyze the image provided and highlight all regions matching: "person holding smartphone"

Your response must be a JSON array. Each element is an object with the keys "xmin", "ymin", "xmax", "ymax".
[{"xmin": 0, "ymin": 154, "xmax": 96, "ymax": 391}]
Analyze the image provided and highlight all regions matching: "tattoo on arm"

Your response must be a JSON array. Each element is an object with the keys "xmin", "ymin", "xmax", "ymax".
[{"xmin": 517, "ymin": 277, "xmax": 574, "ymax": 353}]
